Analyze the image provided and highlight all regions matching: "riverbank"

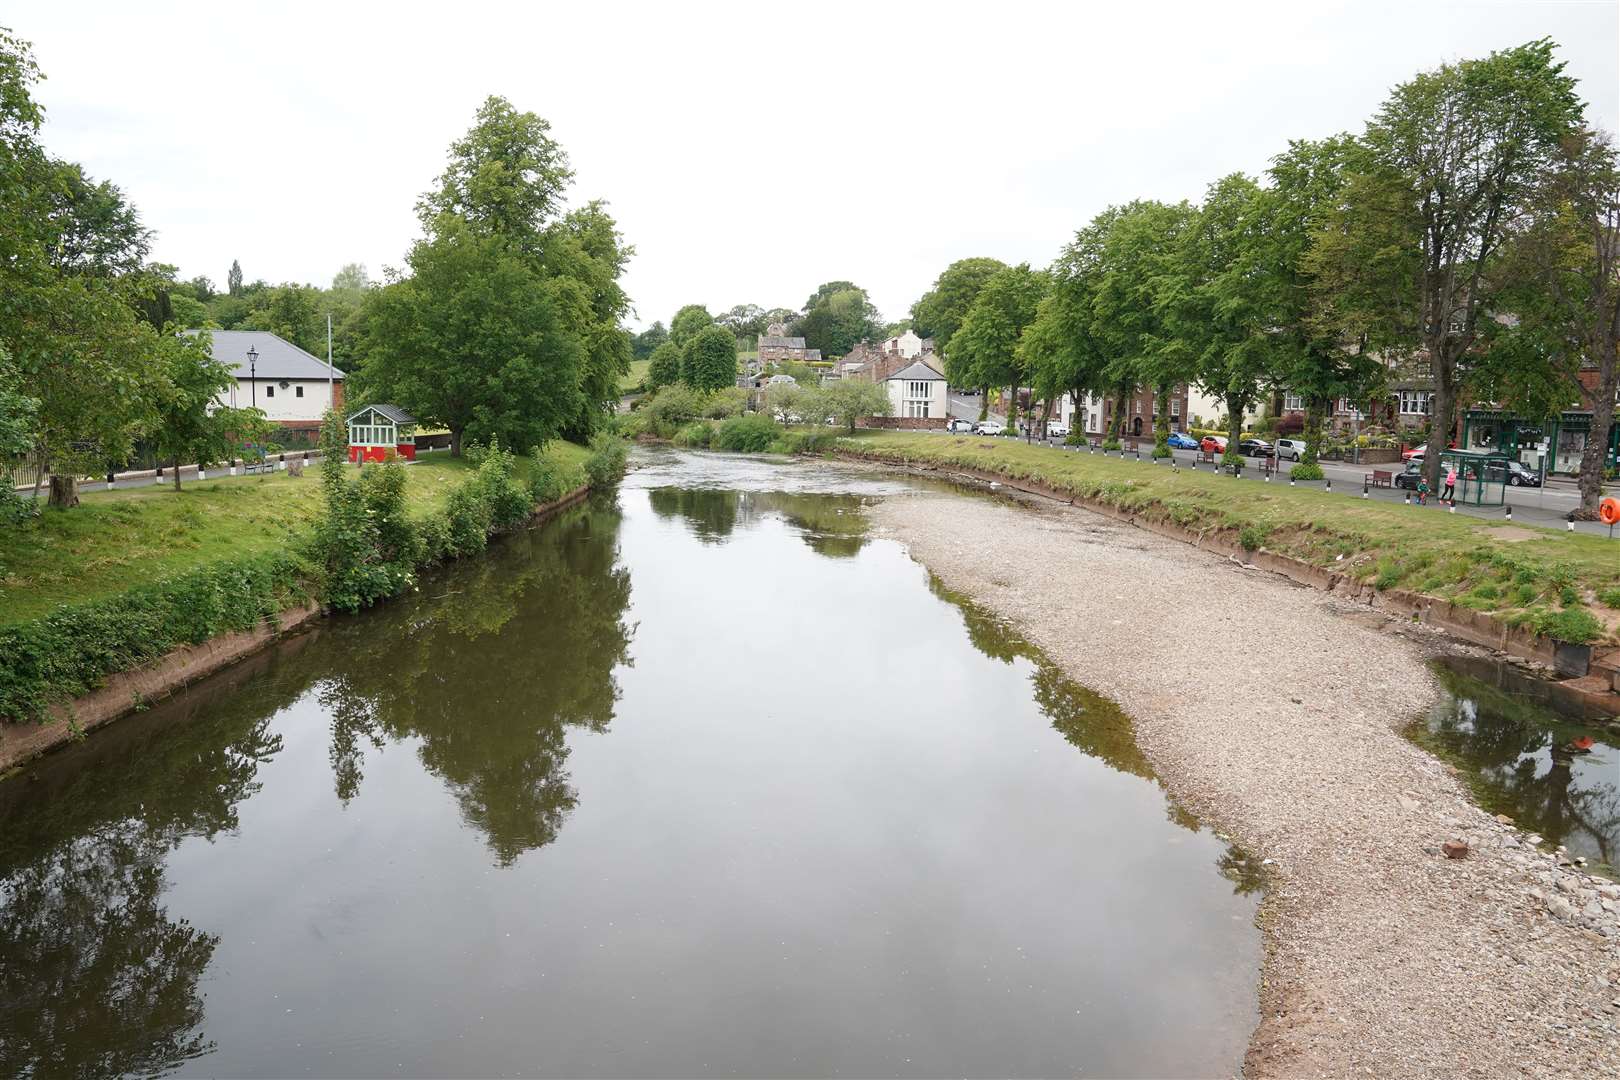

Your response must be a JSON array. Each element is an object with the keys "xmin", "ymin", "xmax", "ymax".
[
  {"xmin": 834, "ymin": 433, "xmax": 1620, "ymax": 656},
  {"xmin": 870, "ymin": 488, "xmax": 1620, "ymax": 1078}
]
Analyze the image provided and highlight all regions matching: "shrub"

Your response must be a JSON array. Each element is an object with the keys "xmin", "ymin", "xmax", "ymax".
[
  {"xmin": 444, "ymin": 481, "xmax": 493, "ymax": 557},
  {"xmin": 1238, "ymin": 524, "xmax": 1267, "ymax": 552},
  {"xmin": 527, "ymin": 450, "xmax": 569, "ymax": 505},
  {"xmin": 1102, "ymin": 438, "xmax": 1121, "ymax": 451},
  {"xmin": 700, "ymin": 387, "xmax": 749, "ymax": 419},
  {"xmin": 714, "ymin": 414, "xmax": 780, "ymax": 452},
  {"xmin": 1532, "ymin": 606, "xmax": 1604, "ymax": 644},
  {"xmin": 1291, "ymin": 462, "xmax": 1325, "ymax": 481},
  {"xmin": 1597, "ymin": 587, "xmax": 1620, "ymax": 610},
  {"xmin": 673, "ymin": 421, "xmax": 715, "ymax": 448},
  {"xmin": 775, "ymin": 429, "xmax": 838, "ymax": 455},
  {"xmin": 584, "ymin": 430, "xmax": 629, "ymax": 487}
]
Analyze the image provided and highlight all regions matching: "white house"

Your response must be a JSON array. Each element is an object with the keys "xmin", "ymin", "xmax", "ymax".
[
  {"xmin": 193, "ymin": 330, "xmax": 345, "ymax": 439},
  {"xmin": 885, "ymin": 358, "xmax": 948, "ymax": 420},
  {"xmin": 1054, "ymin": 391, "xmax": 1106, "ymax": 435},
  {"xmin": 881, "ymin": 329, "xmax": 925, "ymax": 360},
  {"xmin": 1185, "ymin": 386, "xmax": 1260, "ymax": 429}
]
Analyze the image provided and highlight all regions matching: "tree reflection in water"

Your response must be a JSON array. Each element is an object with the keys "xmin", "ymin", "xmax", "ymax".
[
  {"xmin": 319, "ymin": 503, "xmax": 634, "ymax": 865},
  {"xmin": 647, "ymin": 487, "xmax": 874, "ymax": 558},
  {"xmin": 0, "ymin": 693, "xmax": 285, "ymax": 1078},
  {"xmin": 1410, "ymin": 657, "xmax": 1619, "ymax": 873}
]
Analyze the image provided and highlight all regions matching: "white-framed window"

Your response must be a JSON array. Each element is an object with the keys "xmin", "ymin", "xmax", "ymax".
[
  {"xmin": 1399, "ymin": 390, "xmax": 1431, "ymax": 416},
  {"xmin": 1171, "ymin": 398, "xmax": 1180, "ymax": 417},
  {"xmin": 1134, "ymin": 400, "xmax": 1142, "ymax": 414},
  {"xmin": 907, "ymin": 381, "xmax": 930, "ymax": 399},
  {"xmin": 1337, "ymin": 397, "xmax": 1364, "ymax": 420},
  {"xmin": 1284, "ymin": 393, "xmax": 1304, "ymax": 411},
  {"xmin": 905, "ymin": 400, "xmax": 930, "ymax": 418}
]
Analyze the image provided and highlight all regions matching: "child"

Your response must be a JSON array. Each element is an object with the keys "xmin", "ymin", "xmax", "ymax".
[
  {"xmin": 1442, "ymin": 466, "xmax": 1458, "ymax": 505},
  {"xmin": 1416, "ymin": 476, "xmax": 1430, "ymax": 506}
]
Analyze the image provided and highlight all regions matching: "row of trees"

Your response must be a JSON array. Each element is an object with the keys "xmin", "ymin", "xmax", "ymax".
[
  {"xmin": 643, "ymin": 305, "xmax": 741, "ymax": 393},
  {"xmin": 0, "ymin": 30, "xmax": 267, "ymax": 509},
  {"xmin": 909, "ymin": 40, "xmax": 1618, "ymax": 512}
]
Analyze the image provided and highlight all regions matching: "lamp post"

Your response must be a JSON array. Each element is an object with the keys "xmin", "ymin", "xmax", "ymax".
[{"xmin": 247, "ymin": 346, "xmax": 259, "ymax": 410}]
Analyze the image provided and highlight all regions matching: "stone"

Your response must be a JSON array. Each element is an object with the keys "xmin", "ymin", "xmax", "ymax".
[
  {"xmin": 1443, "ymin": 838, "xmax": 1470, "ymax": 859},
  {"xmin": 1528, "ymin": 834, "xmax": 1544, "ymax": 845},
  {"xmin": 1556, "ymin": 876, "xmax": 1580, "ymax": 894},
  {"xmin": 1600, "ymin": 884, "xmax": 1620, "ymax": 901},
  {"xmin": 1495, "ymin": 813, "xmax": 1515, "ymax": 824},
  {"xmin": 1583, "ymin": 901, "xmax": 1605, "ymax": 920},
  {"xmin": 1550, "ymin": 897, "xmax": 1576, "ymax": 920}
]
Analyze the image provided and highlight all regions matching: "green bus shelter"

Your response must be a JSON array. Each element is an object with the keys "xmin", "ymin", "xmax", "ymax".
[{"xmin": 1434, "ymin": 448, "xmax": 1511, "ymax": 507}]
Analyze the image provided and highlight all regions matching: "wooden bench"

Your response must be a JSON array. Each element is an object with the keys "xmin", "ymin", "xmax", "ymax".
[
  {"xmin": 1256, "ymin": 456, "xmax": 1277, "ymax": 477},
  {"xmin": 242, "ymin": 459, "xmax": 273, "ymax": 475},
  {"xmin": 1365, "ymin": 469, "xmax": 1393, "ymax": 489},
  {"xmin": 1088, "ymin": 436, "xmax": 1102, "ymax": 450},
  {"xmin": 1199, "ymin": 449, "xmax": 1217, "ymax": 465}
]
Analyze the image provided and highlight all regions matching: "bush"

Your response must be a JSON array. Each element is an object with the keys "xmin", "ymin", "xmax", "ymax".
[
  {"xmin": 1597, "ymin": 587, "xmax": 1620, "ymax": 610},
  {"xmin": 714, "ymin": 414, "xmax": 781, "ymax": 452},
  {"xmin": 673, "ymin": 421, "xmax": 715, "ymax": 448},
  {"xmin": 444, "ymin": 481, "xmax": 493, "ymax": 557},
  {"xmin": 775, "ymin": 429, "xmax": 838, "ymax": 455},
  {"xmin": 1102, "ymin": 438, "xmax": 1122, "ymax": 451},
  {"xmin": 1532, "ymin": 606, "xmax": 1604, "ymax": 644},
  {"xmin": 527, "ymin": 450, "xmax": 569, "ymax": 505},
  {"xmin": 1238, "ymin": 524, "xmax": 1268, "ymax": 552},
  {"xmin": 584, "ymin": 430, "xmax": 629, "ymax": 487},
  {"xmin": 1290, "ymin": 462, "xmax": 1325, "ymax": 481},
  {"xmin": 700, "ymin": 387, "xmax": 749, "ymax": 420},
  {"xmin": 0, "ymin": 551, "xmax": 306, "ymax": 722}
]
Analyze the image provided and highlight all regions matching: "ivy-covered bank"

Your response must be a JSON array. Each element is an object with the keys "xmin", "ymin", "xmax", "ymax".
[{"xmin": 0, "ymin": 427, "xmax": 624, "ymax": 725}]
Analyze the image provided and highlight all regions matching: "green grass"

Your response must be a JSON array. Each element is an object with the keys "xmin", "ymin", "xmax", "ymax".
[
  {"xmin": 834, "ymin": 431, "xmax": 1620, "ymax": 642},
  {"xmin": 619, "ymin": 358, "xmax": 651, "ymax": 394},
  {"xmin": 0, "ymin": 443, "xmax": 590, "ymax": 626}
]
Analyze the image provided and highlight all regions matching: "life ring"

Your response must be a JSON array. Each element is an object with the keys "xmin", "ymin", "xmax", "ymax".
[{"xmin": 1601, "ymin": 498, "xmax": 1620, "ymax": 525}]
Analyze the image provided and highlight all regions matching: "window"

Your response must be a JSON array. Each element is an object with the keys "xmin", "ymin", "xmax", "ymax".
[
  {"xmin": 907, "ymin": 381, "xmax": 930, "ymax": 399},
  {"xmin": 1337, "ymin": 397, "xmax": 1364, "ymax": 420},
  {"xmin": 905, "ymin": 400, "xmax": 930, "ymax": 418},
  {"xmin": 1284, "ymin": 393, "xmax": 1304, "ymax": 411},
  {"xmin": 1134, "ymin": 400, "xmax": 1142, "ymax": 414},
  {"xmin": 295, "ymin": 385, "xmax": 304, "ymax": 398},
  {"xmin": 265, "ymin": 385, "xmax": 274, "ymax": 398},
  {"xmin": 1170, "ymin": 398, "xmax": 1180, "ymax": 417},
  {"xmin": 1399, "ymin": 390, "xmax": 1431, "ymax": 416}
]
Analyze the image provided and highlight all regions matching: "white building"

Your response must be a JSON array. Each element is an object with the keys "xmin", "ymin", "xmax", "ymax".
[
  {"xmin": 1185, "ymin": 386, "xmax": 1260, "ymax": 429},
  {"xmin": 195, "ymin": 330, "xmax": 345, "ymax": 439},
  {"xmin": 881, "ymin": 329, "xmax": 925, "ymax": 360},
  {"xmin": 1054, "ymin": 391, "xmax": 1106, "ymax": 435},
  {"xmin": 885, "ymin": 358, "xmax": 948, "ymax": 419}
]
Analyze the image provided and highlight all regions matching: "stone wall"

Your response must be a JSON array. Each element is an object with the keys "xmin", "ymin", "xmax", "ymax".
[{"xmin": 857, "ymin": 415, "xmax": 947, "ymax": 430}]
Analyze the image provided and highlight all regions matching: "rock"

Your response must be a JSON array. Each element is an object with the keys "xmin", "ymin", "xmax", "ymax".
[
  {"xmin": 1583, "ymin": 901, "xmax": 1605, "ymax": 920},
  {"xmin": 1551, "ymin": 897, "xmax": 1576, "ymax": 920},
  {"xmin": 1495, "ymin": 813, "xmax": 1515, "ymax": 824},
  {"xmin": 1528, "ymin": 834, "xmax": 1544, "ymax": 845},
  {"xmin": 1600, "ymin": 884, "xmax": 1620, "ymax": 901},
  {"xmin": 1443, "ymin": 838, "xmax": 1470, "ymax": 859},
  {"xmin": 1557, "ymin": 876, "xmax": 1580, "ymax": 894},
  {"xmin": 1398, "ymin": 796, "xmax": 1419, "ymax": 812}
]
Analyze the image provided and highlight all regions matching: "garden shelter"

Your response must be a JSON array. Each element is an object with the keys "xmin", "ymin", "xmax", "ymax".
[{"xmin": 347, "ymin": 405, "xmax": 418, "ymax": 463}]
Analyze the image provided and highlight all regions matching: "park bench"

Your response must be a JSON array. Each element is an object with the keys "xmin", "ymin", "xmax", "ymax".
[
  {"xmin": 1199, "ymin": 449, "xmax": 1217, "ymax": 465},
  {"xmin": 242, "ymin": 458, "xmax": 273, "ymax": 475},
  {"xmin": 1256, "ymin": 456, "xmax": 1277, "ymax": 477},
  {"xmin": 1365, "ymin": 469, "xmax": 1393, "ymax": 489}
]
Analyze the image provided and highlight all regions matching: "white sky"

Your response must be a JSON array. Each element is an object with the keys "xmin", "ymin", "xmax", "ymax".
[{"xmin": 10, "ymin": 1, "xmax": 1618, "ymax": 331}]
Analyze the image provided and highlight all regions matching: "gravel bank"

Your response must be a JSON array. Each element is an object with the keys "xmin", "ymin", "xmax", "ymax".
[{"xmin": 872, "ymin": 488, "xmax": 1620, "ymax": 1078}]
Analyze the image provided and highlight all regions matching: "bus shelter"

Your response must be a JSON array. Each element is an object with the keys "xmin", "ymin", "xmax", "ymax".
[{"xmin": 1437, "ymin": 448, "xmax": 1510, "ymax": 507}]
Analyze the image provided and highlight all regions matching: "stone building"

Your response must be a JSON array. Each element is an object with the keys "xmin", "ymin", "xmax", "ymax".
[{"xmin": 758, "ymin": 323, "xmax": 822, "ymax": 365}]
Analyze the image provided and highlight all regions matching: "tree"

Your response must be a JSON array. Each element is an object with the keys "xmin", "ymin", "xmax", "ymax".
[
  {"xmin": 716, "ymin": 303, "xmax": 768, "ymax": 344},
  {"xmin": 797, "ymin": 281, "xmax": 882, "ymax": 356},
  {"xmin": 819, "ymin": 379, "xmax": 890, "ymax": 433},
  {"xmin": 416, "ymin": 95, "xmax": 573, "ymax": 255},
  {"xmin": 362, "ymin": 219, "xmax": 583, "ymax": 455},
  {"xmin": 910, "ymin": 257, "xmax": 1008, "ymax": 359},
  {"xmin": 149, "ymin": 330, "xmax": 258, "ymax": 490},
  {"xmin": 948, "ymin": 264, "xmax": 1047, "ymax": 430},
  {"xmin": 1022, "ymin": 216, "xmax": 1116, "ymax": 435},
  {"xmin": 227, "ymin": 259, "xmax": 242, "ymax": 296},
  {"xmin": 1482, "ymin": 129, "xmax": 1620, "ymax": 516},
  {"xmin": 540, "ymin": 200, "xmax": 633, "ymax": 438},
  {"xmin": 646, "ymin": 339, "xmax": 682, "ymax": 390},
  {"xmin": 680, "ymin": 324, "xmax": 738, "ymax": 392},
  {"xmin": 632, "ymin": 321, "xmax": 668, "ymax": 361},
  {"xmin": 1312, "ymin": 39, "xmax": 1585, "ymax": 489},
  {"xmin": 240, "ymin": 283, "xmax": 324, "ymax": 355},
  {"xmin": 670, "ymin": 304, "xmax": 713, "ymax": 348},
  {"xmin": 331, "ymin": 263, "xmax": 369, "ymax": 292}
]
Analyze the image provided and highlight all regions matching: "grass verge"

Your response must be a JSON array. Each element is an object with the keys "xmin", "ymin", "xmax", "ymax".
[{"xmin": 833, "ymin": 431, "xmax": 1620, "ymax": 644}]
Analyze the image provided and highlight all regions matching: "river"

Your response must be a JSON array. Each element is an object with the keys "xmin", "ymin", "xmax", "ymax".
[{"xmin": 0, "ymin": 448, "xmax": 1261, "ymax": 1078}]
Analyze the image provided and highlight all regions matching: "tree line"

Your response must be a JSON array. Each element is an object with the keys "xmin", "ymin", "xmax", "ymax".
[
  {"xmin": 908, "ymin": 40, "xmax": 1618, "ymax": 513},
  {"xmin": 633, "ymin": 280, "xmax": 894, "ymax": 365}
]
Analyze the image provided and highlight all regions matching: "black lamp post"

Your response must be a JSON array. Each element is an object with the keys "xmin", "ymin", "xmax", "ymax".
[{"xmin": 247, "ymin": 346, "xmax": 258, "ymax": 409}]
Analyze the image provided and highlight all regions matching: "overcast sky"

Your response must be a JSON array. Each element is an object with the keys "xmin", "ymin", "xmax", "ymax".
[{"xmin": 11, "ymin": 1, "xmax": 1618, "ymax": 331}]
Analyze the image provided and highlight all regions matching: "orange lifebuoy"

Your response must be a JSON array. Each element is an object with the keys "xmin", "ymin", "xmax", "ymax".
[{"xmin": 1600, "ymin": 497, "xmax": 1620, "ymax": 525}]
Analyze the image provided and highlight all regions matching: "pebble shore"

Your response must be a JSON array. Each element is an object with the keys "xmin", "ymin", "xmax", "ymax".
[{"xmin": 872, "ymin": 488, "xmax": 1620, "ymax": 1078}]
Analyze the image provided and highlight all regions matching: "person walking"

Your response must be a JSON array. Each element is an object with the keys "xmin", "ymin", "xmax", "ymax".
[{"xmin": 1442, "ymin": 465, "xmax": 1458, "ymax": 505}]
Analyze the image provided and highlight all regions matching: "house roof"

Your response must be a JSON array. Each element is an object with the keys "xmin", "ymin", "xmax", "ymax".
[
  {"xmin": 885, "ymin": 359, "xmax": 945, "ymax": 381},
  {"xmin": 188, "ymin": 329, "xmax": 346, "ymax": 380},
  {"xmin": 348, "ymin": 403, "xmax": 417, "ymax": 425},
  {"xmin": 759, "ymin": 334, "xmax": 806, "ymax": 349}
]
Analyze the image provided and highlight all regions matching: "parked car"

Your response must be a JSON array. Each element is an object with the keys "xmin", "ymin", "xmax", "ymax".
[
  {"xmin": 1167, "ymin": 431, "xmax": 1199, "ymax": 449},
  {"xmin": 1199, "ymin": 435, "xmax": 1228, "ymax": 454},
  {"xmin": 1402, "ymin": 443, "xmax": 1427, "ymax": 461},
  {"xmin": 1489, "ymin": 460, "xmax": 1542, "ymax": 487},
  {"xmin": 1394, "ymin": 463, "xmax": 1425, "ymax": 490},
  {"xmin": 945, "ymin": 417, "xmax": 975, "ymax": 433},
  {"xmin": 1239, "ymin": 438, "xmax": 1275, "ymax": 457},
  {"xmin": 1045, "ymin": 422, "xmax": 1070, "ymax": 440},
  {"xmin": 975, "ymin": 420, "xmax": 1006, "ymax": 436},
  {"xmin": 1275, "ymin": 438, "xmax": 1307, "ymax": 461}
]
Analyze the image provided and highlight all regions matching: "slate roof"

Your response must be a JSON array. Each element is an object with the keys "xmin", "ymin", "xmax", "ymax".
[
  {"xmin": 348, "ymin": 403, "xmax": 417, "ymax": 425},
  {"xmin": 188, "ymin": 329, "xmax": 346, "ymax": 380},
  {"xmin": 759, "ymin": 334, "xmax": 807, "ymax": 349},
  {"xmin": 886, "ymin": 358, "xmax": 945, "ymax": 381}
]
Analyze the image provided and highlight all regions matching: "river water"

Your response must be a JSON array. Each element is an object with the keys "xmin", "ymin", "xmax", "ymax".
[{"xmin": 0, "ymin": 448, "xmax": 1260, "ymax": 1078}]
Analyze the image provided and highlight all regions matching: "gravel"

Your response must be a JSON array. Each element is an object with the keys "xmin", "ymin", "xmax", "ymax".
[{"xmin": 871, "ymin": 487, "xmax": 1620, "ymax": 1079}]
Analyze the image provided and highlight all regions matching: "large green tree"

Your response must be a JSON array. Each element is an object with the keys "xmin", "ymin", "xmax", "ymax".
[
  {"xmin": 646, "ymin": 339, "xmax": 682, "ymax": 390},
  {"xmin": 796, "ymin": 281, "xmax": 881, "ymax": 356},
  {"xmin": 1310, "ymin": 39, "xmax": 1585, "ymax": 488},
  {"xmin": 680, "ymin": 324, "xmax": 738, "ymax": 392},
  {"xmin": 1022, "ymin": 214, "xmax": 1117, "ymax": 434},
  {"xmin": 149, "ymin": 330, "xmax": 262, "ymax": 491},
  {"xmin": 947, "ymin": 264, "xmax": 1047, "ymax": 430},
  {"xmin": 910, "ymin": 257, "xmax": 1007, "ymax": 359},
  {"xmin": 670, "ymin": 304, "xmax": 713, "ymax": 348}
]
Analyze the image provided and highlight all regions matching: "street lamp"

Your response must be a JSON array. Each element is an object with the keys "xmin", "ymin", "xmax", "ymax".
[{"xmin": 247, "ymin": 346, "xmax": 259, "ymax": 410}]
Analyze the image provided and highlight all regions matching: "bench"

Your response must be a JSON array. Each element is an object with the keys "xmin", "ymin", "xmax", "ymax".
[
  {"xmin": 1256, "ymin": 456, "xmax": 1277, "ymax": 477},
  {"xmin": 1199, "ymin": 449, "xmax": 1217, "ymax": 464},
  {"xmin": 242, "ymin": 459, "xmax": 273, "ymax": 474},
  {"xmin": 1365, "ymin": 469, "xmax": 1393, "ymax": 489}
]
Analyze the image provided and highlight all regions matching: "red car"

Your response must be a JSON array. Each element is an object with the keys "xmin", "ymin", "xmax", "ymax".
[
  {"xmin": 1402, "ymin": 443, "xmax": 1426, "ymax": 462},
  {"xmin": 1200, "ymin": 435, "xmax": 1228, "ymax": 454}
]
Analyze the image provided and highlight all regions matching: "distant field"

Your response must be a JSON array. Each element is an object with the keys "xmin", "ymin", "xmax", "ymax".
[{"xmin": 621, "ymin": 359, "xmax": 651, "ymax": 393}]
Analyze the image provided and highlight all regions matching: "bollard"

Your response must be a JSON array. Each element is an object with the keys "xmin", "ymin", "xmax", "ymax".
[
  {"xmin": 1448, "ymin": 503, "xmax": 1455, "ymax": 514},
  {"xmin": 1505, "ymin": 505, "xmax": 1512, "ymax": 521},
  {"xmin": 1404, "ymin": 491, "xmax": 1410, "ymax": 504},
  {"xmin": 1567, "ymin": 517, "xmax": 1575, "ymax": 532},
  {"xmin": 1362, "ymin": 485, "xmax": 1368, "ymax": 499},
  {"xmin": 198, "ymin": 468, "xmax": 205, "ymax": 481},
  {"xmin": 1264, "ymin": 472, "xmax": 1270, "ymax": 482},
  {"xmin": 1288, "ymin": 475, "xmax": 1294, "ymax": 487},
  {"xmin": 1325, "ymin": 478, "xmax": 1332, "ymax": 492}
]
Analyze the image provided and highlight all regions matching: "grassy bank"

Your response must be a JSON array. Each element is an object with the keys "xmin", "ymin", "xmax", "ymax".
[
  {"xmin": 834, "ymin": 431, "xmax": 1620, "ymax": 644},
  {"xmin": 0, "ymin": 445, "xmax": 590, "ymax": 626}
]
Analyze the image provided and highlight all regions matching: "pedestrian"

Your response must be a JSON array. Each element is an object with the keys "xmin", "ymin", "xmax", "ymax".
[
  {"xmin": 1416, "ymin": 476, "xmax": 1429, "ymax": 506},
  {"xmin": 1442, "ymin": 465, "xmax": 1457, "ymax": 505}
]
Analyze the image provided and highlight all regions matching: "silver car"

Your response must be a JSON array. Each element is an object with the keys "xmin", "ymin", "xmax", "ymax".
[{"xmin": 1275, "ymin": 438, "xmax": 1308, "ymax": 461}]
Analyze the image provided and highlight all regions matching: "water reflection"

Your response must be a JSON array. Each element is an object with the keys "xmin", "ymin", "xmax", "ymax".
[
  {"xmin": 318, "ymin": 506, "xmax": 633, "ymax": 863},
  {"xmin": 1409, "ymin": 656, "xmax": 1619, "ymax": 873},
  {"xmin": 648, "ymin": 487, "xmax": 873, "ymax": 558}
]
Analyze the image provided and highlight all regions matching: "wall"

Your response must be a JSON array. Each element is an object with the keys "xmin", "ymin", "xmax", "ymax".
[
  {"xmin": 858, "ymin": 415, "xmax": 947, "ymax": 430},
  {"xmin": 218, "ymin": 378, "xmax": 341, "ymax": 423}
]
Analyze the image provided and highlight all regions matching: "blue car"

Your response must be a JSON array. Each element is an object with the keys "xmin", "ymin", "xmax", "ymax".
[{"xmin": 1166, "ymin": 431, "xmax": 1199, "ymax": 449}]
